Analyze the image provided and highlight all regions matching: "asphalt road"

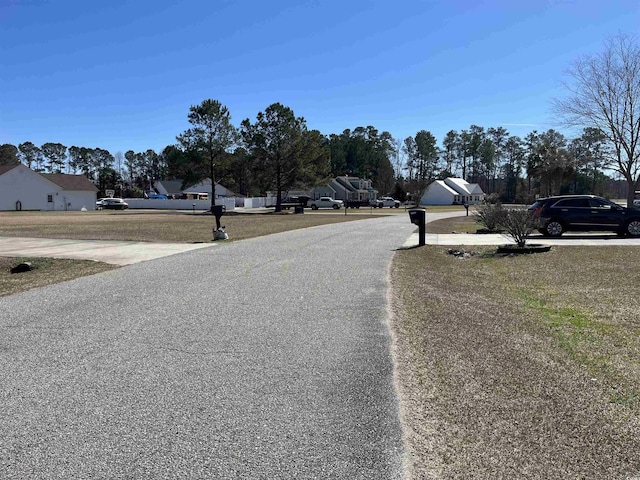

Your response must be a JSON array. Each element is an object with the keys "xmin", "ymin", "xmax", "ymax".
[{"xmin": 0, "ymin": 213, "xmax": 433, "ymax": 479}]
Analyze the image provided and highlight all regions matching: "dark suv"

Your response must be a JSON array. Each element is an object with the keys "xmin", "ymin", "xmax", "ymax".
[{"xmin": 529, "ymin": 195, "xmax": 640, "ymax": 237}]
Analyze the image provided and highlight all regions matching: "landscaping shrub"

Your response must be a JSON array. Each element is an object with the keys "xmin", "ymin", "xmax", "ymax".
[
  {"xmin": 500, "ymin": 207, "xmax": 542, "ymax": 247},
  {"xmin": 474, "ymin": 202, "xmax": 505, "ymax": 232},
  {"xmin": 484, "ymin": 192, "xmax": 501, "ymax": 204}
]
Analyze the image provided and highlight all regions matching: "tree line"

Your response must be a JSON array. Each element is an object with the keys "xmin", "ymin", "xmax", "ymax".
[
  {"xmin": 2, "ymin": 34, "xmax": 639, "ymax": 208},
  {"xmin": 0, "ymin": 115, "xmax": 629, "ymax": 209}
]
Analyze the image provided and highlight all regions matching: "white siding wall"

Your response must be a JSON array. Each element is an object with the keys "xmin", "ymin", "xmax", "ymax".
[
  {"xmin": 0, "ymin": 166, "xmax": 97, "ymax": 211},
  {"xmin": 0, "ymin": 166, "xmax": 61, "ymax": 211},
  {"xmin": 62, "ymin": 191, "xmax": 96, "ymax": 211},
  {"xmin": 312, "ymin": 185, "xmax": 336, "ymax": 199},
  {"xmin": 421, "ymin": 183, "xmax": 454, "ymax": 205}
]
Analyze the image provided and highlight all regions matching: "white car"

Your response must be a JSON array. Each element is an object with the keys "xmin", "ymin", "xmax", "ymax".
[
  {"xmin": 98, "ymin": 198, "xmax": 129, "ymax": 210},
  {"xmin": 307, "ymin": 196, "xmax": 344, "ymax": 210},
  {"xmin": 372, "ymin": 196, "xmax": 400, "ymax": 208}
]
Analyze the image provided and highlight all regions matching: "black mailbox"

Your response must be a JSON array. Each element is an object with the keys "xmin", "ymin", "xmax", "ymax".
[
  {"xmin": 408, "ymin": 208, "xmax": 425, "ymax": 226},
  {"xmin": 211, "ymin": 204, "xmax": 226, "ymax": 229},
  {"xmin": 408, "ymin": 208, "xmax": 426, "ymax": 246}
]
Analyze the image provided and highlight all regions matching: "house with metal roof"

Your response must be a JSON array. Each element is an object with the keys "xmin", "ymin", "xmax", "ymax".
[
  {"xmin": 153, "ymin": 178, "xmax": 236, "ymax": 200},
  {"xmin": 0, "ymin": 164, "xmax": 98, "ymax": 211},
  {"xmin": 420, "ymin": 177, "xmax": 485, "ymax": 205}
]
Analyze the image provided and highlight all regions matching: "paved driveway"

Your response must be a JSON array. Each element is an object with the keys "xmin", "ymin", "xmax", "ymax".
[{"xmin": 0, "ymin": 215, "xmax": 416, "ymax": 479}]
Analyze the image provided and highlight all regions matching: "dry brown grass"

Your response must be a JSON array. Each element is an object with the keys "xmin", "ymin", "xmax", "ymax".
[
  {"xmin": 0, "ymin": 256, "xmax": 116, "ymax": 297},
  {"xmin": 390, "ymin": 245, "xmax": 640, "ymax": 479},
  {"xmin": 427, "ymin": 213, "xmax": 480, "ymax": 234},
  {"xmin": 0, "ymin": 210, "xmax": 368, "ymax": 242}
]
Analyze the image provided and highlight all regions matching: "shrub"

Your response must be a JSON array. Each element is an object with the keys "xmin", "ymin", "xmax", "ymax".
[
  {"xmin": 474, "ymin": 203, "xmax": 505, "ymax": 232},
  {"xmin": 499, "ymin": 207, "xmax": 542, "ymax": 247},
  {"xmin": 484, "ymin": 192, "xmax": 501, "ymax": 204}
]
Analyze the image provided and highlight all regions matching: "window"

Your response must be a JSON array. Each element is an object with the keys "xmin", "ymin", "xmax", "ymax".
[
  {"xmin": 47, "ymin": 194, "xmax": 53, "ymax": 203},
  {"xmin": 588, "ymin": 198, "xmax": 612, "ymax": 209},
  {"xmin": 553, "ymin": 198, "xmax": 589, "ymax": 208}
]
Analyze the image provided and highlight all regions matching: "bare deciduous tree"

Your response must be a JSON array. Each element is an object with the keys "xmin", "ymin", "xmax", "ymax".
[{"xmin": 554, "ymin": 33, "xmax": 640, "ymax": 206}]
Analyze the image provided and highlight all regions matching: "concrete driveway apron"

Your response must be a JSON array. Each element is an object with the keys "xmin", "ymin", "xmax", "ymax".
[{"xmin": 0, "ymin": 236, "xmax": 213, "ymax": 265}]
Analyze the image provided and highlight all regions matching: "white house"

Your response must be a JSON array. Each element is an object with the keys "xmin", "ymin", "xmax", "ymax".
[
  {"xmin": 420, "ymin": 177, "xmax": 485, "ymax": 205},
  {"xmin": 0, "ymin": 164, "xmax": 98, "ymax": 211}
]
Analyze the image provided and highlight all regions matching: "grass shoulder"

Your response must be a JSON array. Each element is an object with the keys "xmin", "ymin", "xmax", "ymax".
[
  {"xmin": 390, "ymin": 245, "xmax": 640, "ymax": 478},
  {"xmin": 0, "ymin": 257, "xmax": 116, "ymax": 298}
]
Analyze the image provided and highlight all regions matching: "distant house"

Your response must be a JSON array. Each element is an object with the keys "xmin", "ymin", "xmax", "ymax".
[
  {"xmin": 154, "ymin": 180, "xmax": 185, "ymax": 198},
  {"xmin": 154, "ymin": 178, "xmax": 236, "ymax": 200},
  {"xmin": 420, "ymin": 177, "xmax": 485, "ymax": 205},
  {"xmin": 311, "ymin": 176, "xmax": 378, "ymax": 203},
  {"xmin": 0, "ymin": 164, "xmax": 98, "ymax": 211},
  {"xmin": 181, "ymin": 178, "xmax": 235, "ymax": 199}
]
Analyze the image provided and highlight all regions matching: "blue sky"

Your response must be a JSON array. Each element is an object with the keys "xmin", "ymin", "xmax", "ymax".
[{"xmin": 1, "ymin": 0, "xmax": 639, "ymax": 156}]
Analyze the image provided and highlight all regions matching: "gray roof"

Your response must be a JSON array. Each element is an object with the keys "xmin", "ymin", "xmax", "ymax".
[{"xmin": 156, "ymin": 180, "xmax": 186, "ymax": 194}]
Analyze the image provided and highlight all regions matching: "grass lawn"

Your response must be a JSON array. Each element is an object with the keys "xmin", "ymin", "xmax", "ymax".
[
  {"xmin": 390, "ymin": 243, "xmax": 640, "ymax": 478},
  {"xmin": 0, "ymin": 256, "xmax": 117, "ymax": 297},
  {"xmin": 427, "ymin": 212, "xmax": 481, "ymax": 234},
  {"xmin": 0, "ymin": 209, "xmax": 373, "ymax": 243}
]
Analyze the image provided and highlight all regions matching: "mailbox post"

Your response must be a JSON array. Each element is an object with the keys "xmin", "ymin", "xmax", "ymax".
[
  {"xmin": 211, "ymin": 204, "xmax": 226, "ymax": 230},
  {"xmin": 408, "ymin": 208, "xmax": 426, "ymax": 246}
]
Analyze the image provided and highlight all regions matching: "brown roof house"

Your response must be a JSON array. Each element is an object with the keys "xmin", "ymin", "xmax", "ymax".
[{"xmin": 0, "ymin": 164, "xmax": 98, "ymax": 211}]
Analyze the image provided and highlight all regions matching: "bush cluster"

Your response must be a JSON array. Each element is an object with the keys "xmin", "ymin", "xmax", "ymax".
[
  {"xmin": 474, "ymin": 202, "xmax": 505, "ymax": 232},
  {"xmin": 475, "ymin": 203, "xmax": 541, "ymax": 247}
]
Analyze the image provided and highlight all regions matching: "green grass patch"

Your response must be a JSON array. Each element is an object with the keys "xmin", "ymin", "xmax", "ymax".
[{"xmin": 514, "ymin": 288, "xmax": 612, "ymax": 368}]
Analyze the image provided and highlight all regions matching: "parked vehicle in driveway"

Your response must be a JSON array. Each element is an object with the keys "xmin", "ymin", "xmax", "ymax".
[
  {"xmin": 280, "ymin": 195, "xmax": 311, "ymax": 209},
  {"xmin": 307, "ymin": 196, "xmax": 344, "ymax": 210},
  {"xmin": 372, "ymin": 196, "xmax": 400, "ymax": 208},
  {"xmin": 99, "ymin": 198, "xmax": 129, "ymax": 210},
  {"xmin": 529, "ymin": 195, "xmax": 640, "ymax": 237},
  {"xmin": 146, "ymin": 192, "xmax": 168, "ymax": 199}
]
